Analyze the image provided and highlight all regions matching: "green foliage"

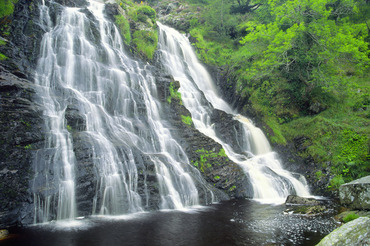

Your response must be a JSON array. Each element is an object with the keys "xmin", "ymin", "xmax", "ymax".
[
  {"xmin": 167, "ymin": 82, "xmax": 182, "ymax": 104},
  {"xmin": 115, "ymin": 15, "xmax": 131, "ymax": 45},
  {"xmin": 218, "ymin": 148, "xmax": 227, "ymax": 157},
  {"xmin": 0, "ymin": 53, "xmax": 7, "ymax": 61},
  {"xmin": 229, "ymin": 185, "xmax": 236, "ymax": 191},
  {"xmin": 328, "ymin": 175, "xmax": 345, "ymax": 190},
  {"xmin": 342, "ymin": 212, "xmax": 360, "ymax": 223},
  {"xmin": 136, "ymin": 5, "xmax": 156, "ymax": 23},
  {"xmin": 115, "ymin": 0, "xmax": 158, "ymax": 60},
  {"xmin": 214, "ymin": 175, "xmax": 220, "ymax": 180},
  {"xmin": 315, "ymin": 171, "xmax": 324, "ymax": 180},
  {"xmin": 239, "ymin": 0, "xmax": 369, "ymax": 113},
  {"xmin": 182, "ymin": 0, "xmax": 370, "ymax": 188},
  {"xmin": 66, "ymin": 125, "xmax": 72, "ymax": 132},
  {"xmin": 132, "ymin": 29, "xmax": 158, "ymax": 60},
  {"xmin": 192, "ymin": 148, "xmax": 228, "ymax": 172},
  {"xmin": 0, "ymin": 0, "xmax": 18, "ymax": 18},
  {"xmin": 24, "ymin": 144, "xmax": 32, "ymax": 150},
  {"xmin": 181, "ymin": 115, "xmax": 192, "ymax": 126}
]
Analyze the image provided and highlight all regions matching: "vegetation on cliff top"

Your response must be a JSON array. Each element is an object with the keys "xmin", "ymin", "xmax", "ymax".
[
  {"xmin": 153, "ymin": 0, "xmax": 369, "ymax": 190},
  {"xmin": 0, "ymin": 0, "xmax": 18, "ymax": 60},
  {"xmin": 115, "ymin": 0, "xmax": 158, "ymax": 60}
]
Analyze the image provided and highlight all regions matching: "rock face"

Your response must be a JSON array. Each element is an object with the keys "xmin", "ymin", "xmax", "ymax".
[
  {"xmin": 0, "ymin": 0, "xmax": 46, "ymax": 79},
  {"xmin": 339, "ymin": 176, "xmax": 370, "ymax": 210},
  {"xmin": 0, "ymin": 66, "xmax": 45, "ymax": 227},
  {"xmin": 316, "ymin": 217, "xmax": 370, "ymax": 246}
]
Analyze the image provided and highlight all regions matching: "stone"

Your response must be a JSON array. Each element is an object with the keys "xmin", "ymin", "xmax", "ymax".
[
  {"xmin": 316, "ymin": 217, "xmax": 370, "ymax": 246},
  {"xmin": 284, "ymin": 205, "xmax": 327, "ymax": 216},
  {"xmin": 335, "ymin": 210, "xmax": 370, "ymax": 223},
  {"xmin": 339, "ymin": 176, "xmax": 370, "ymax": 210},
  {"xmin": 285, "ymin": 195, "xmax": 321, "ymax": 206}
]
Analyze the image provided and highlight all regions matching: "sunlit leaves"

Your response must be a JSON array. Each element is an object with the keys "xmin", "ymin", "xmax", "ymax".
[{"xmin": 240, "ymin": 0, "xmax": 369, "ymax": 102}]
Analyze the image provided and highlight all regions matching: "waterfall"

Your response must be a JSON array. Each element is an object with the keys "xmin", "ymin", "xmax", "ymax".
[
  {"xmin": 32, "ymin": 0, "xmax": 210, "ymax": 223},
  {"xmin": 157, "ymin": 23, "xmax": 310, "ymax": 204}
]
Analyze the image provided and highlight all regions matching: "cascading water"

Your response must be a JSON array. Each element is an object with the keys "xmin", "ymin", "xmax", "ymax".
[
  {"xmin": 157, "ymin": 23, "xmax": 310, "ymax": 204},
  {"xmin": 32, "ymin": 0, "xmax": 212, "ymax": 223}
]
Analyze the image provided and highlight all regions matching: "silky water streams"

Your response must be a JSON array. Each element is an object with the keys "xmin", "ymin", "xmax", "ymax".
[
  {"xmin": 32, "ymin": 0, "xmax": 214, "ymax": 224},
  {"xmin": 157, "ymin": 22, "xmax": 311, "ymax": 204},
  {"xmin": 1, "ymin": 1, "xmax": 338, "ymax": 245}
]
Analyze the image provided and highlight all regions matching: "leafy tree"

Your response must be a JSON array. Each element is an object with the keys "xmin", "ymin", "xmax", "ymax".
[{"xmin": 240, "ymin": 0, "xmax": 369, "ymax": 112}]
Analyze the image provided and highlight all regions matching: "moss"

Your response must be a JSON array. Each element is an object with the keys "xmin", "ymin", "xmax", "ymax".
[
  {"xmin": 66, "ymin": 124, "xmax": 72, "ymax": 132},
  {"xmin": 167, "ymin": 82, "xmax": 182, "ymax": 104},
  {"xmin": 132, "ymin": 29, "xmax": 158, "ymax": 60},
  {"xmin": 0, "ymin": 53, "xmax": 7, "ymax": 61},
  {"xmin": 229, "ymin": 185, "xmax": 236, "ymax": 191},
  {"xmin": 343, "ymin": 212, "xmax": 360, "ymax": 223},
  {"xmin": 181, "ymin": 115, "xmax": 192, "ymax": 126},
  {"xmin": 218, "ymin": 148, "xmax": 227, "ymax": 157}
]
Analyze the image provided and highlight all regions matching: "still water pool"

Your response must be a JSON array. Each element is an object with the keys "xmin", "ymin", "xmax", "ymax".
[{"xmin": 1, "ymin": 199, "xmax": 337, "ymax": 246}]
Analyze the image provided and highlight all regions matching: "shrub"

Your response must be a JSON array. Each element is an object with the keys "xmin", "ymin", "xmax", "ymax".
[
  {"xmin": 0, "ymin": 0, "xmax": 18, "ymax": 18},
  {"xmin": 136, "ymin": 5, "xmax": 156, "ymax": 23},
  {"xmin": 115, "ymin": 15, "xmax": 131, "ymax": 45}
]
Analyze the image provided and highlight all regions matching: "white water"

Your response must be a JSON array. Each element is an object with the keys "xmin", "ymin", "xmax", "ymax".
[
  {"xmin": 32, "ymin": 0, "xmax": 212, "ymax": 223},
  {"xmin": 157, "ymin": 23, "xmax": 310, "ymax": 204}
]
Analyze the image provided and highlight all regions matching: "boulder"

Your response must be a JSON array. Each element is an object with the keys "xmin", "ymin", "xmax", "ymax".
[
  {"xmin": 316, "ymin": 217, "xmax": 370, "ymax": 246},
  {"xmin": 339, "ymin": 176, "xmax": 370, "ymax": 210},
  {"xmin": 285, "ymin": 195, "xmax": 321, "ymax": 206}
]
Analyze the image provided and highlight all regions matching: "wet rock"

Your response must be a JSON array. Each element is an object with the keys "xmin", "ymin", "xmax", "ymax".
[
  {"xmin": 154, "ymin": 67, "xmax": 252, "ymax": 200},
  {"xmin": 104, "ymin": 3, "xmax": 120, "ymax": 22},
  {"xmin": 316, "ymin": 217, "xmax": 370, "ymax": 246},
  {"xmin": 65, "ymin": 104, "xmax": 87, "ymax": 132},
  {"xmin": 284, "ymin": 205, "xmax": 327, "ymax": 216},
  {"xmin": 339, "ymin": 176, "xmax": 370, "ymax": 210},
  {"xmin": 155, "ymin": 1, "xmax": 191, "ymax": 32},
  {"xmin": 210, "ymin": 110, "xmax": 246, "ymax": 156},
  {"xmin": 0, "ymin": 66, "xmax": 45, "ymax": 227},
  {"xmin": 0, "ymin": 0, "xmax": 46, "ymax": 78},
  {"xmin": 285, "ymin": 195, "xmax": 321, "ymax": 206}
]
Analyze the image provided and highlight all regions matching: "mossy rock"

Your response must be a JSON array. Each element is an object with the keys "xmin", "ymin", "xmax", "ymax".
[{"xmin": 317, "ymin": 217, "xmax": 370, "ymax": 246}]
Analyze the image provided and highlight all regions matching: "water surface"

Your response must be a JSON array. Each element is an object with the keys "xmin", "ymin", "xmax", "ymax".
[{"xmin": 1, "ymin": 199, "xmax": 337, "ymax": 246}]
